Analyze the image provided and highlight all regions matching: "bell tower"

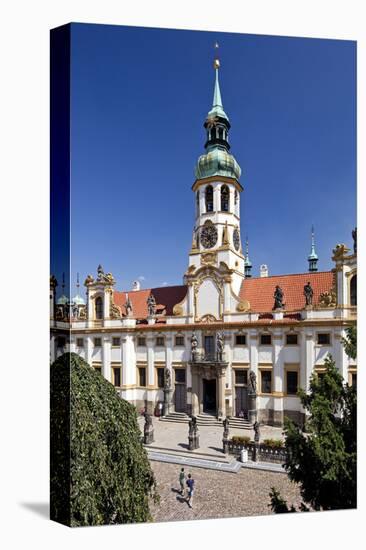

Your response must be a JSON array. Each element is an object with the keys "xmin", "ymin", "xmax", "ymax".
[{"xmin": 187, "ymin": 45, "xmax": 245, "ymax": 295}]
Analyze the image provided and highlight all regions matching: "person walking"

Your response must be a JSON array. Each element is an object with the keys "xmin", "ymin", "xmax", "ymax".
[
  {"xmin": 186, "ymin": 473, "xmax": 195, "ymax": 508},
  {"xmin": 179, "ymin": 467, "xmax": 185, "ymax": 496}
]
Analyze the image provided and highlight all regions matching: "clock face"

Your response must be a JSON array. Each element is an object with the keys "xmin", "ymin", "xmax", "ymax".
[
  {"xmin": 233, "ymin": 228, "xmax": 240, "ymax": 251},
  {"xmin": 200, "ymin": 224, "xmax": 218, "ymax": 249}
]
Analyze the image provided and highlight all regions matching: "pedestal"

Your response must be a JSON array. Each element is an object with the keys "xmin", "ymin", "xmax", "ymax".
[
  {"xmin": 163, "ymin": 388, "xmax": 173, "ymax": 416},
  {"xmin": 222, "ymin": 438, "xmax": 229, "ymax": 454},
  {"xmin": 248, "ymin": 391, "xmax": 257, "ymax": 423},
  {"xmin": 188, "ymin": 431, "xmax": 200, "ymax": 450},
  {"xmin": 143, "ymin": 427, "xmax": 154, "ymax": 445}
]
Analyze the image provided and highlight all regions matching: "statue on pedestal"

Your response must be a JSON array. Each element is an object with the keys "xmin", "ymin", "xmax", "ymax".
[
  {"xmin": 216, "ymin": 330, "xmax": 224, "ymax": 361},
  {"xmin": 273, "ymin": 285, "xmax": 284, "ymax": 310},
  {"xmin": 191, "ymin": 331, "xmax": 198, "ymax": 362},
  {"xmin": 249, "ymin": 370, "xmax": 257, "ymax": 394},
  {"xmin": 303, "ymin": 281, "xmax": 314, "ymax": 307},
  {"xmin": 164, "ymin": 367, "xmax": 171, "ymax": 390},
  {"xmin": 143, "ymin": 411, "xmax": 154, "ymax": 444},
  {"xmin": 253, "ymin": 421, "xmax": 260, "ymax": 443},
  {"xmin": 223, "ymin": 417, "xmax": 230, "ymax": 439}
]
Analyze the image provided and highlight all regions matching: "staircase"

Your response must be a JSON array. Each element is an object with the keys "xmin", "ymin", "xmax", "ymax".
[
  {"xmin": 159, "ymin": 412, "xmax": 189, "ymax": 424},
  {"xmin": 160, "ymin": 412, "xmax": 252, "ymax": 430}
]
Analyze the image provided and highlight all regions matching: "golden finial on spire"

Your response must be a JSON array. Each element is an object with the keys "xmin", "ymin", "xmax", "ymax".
[{"xmin": 213, "ymin": 41, "xmax": 220, "ymax": 69}]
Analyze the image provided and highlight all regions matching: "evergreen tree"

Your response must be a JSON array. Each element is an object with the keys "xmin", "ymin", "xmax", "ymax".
[
  {"xmin": 51, "ymin": 353, "xmax": 158, "ymax": 526},
  {"xmin": 270, "ymin": 335, "xmax": 357, "ymax": 512}
]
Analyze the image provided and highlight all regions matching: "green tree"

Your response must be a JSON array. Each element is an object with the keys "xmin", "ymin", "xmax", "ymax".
[
  {"xmin": 51, "ymin": 353, "xmax": 158, "ymax": 526},
  {"xmin": 342, "ymin": 326, "xmax": 357, "ymax": 361},
  {"xmin": 270, "ymin": 344, "xmax": 357, "ymax": 512}
]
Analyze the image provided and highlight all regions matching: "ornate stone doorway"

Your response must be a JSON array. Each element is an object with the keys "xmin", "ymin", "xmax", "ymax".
[{"xmin": 203, "ymin": 379, "xmax": 216, "ymax": 413}]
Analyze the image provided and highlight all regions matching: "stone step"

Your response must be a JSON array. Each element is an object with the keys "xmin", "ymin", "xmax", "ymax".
[{"xmin": 145, "ymin": 444, "xmax": 229, "ymax": 462}]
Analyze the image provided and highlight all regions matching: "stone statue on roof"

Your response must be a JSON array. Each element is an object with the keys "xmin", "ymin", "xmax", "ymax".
[
  {"xmin": 147, "ymin": 293, "xmax": 156, "ymax": 316},
  {"xmin": 125, "ymin": 293, "xmax": 133, "ymax": 316},
  {"xmin": 304, "ymin": 281, "xmax": 314, "ymax": 307},
  {"xmin": 273, "ymin": 285, "xmax": 284, "ymax": 310},
  {"xmin": 352, "ymin": 227, "xmax": 357, "ymax": 254}
]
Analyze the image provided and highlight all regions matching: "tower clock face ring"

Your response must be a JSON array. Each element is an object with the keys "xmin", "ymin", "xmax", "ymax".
[
  {"xmin": 200, "ymin": 225, "xmax": 218, "ymax": 249},
  {"xmin": 233, "ymin": 228, "xmax": 240, "ymax": 251}
]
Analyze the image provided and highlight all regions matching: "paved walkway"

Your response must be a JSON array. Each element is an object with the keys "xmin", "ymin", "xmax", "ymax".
[
  {"xmin": 138, "ymin": 415, "xmax": 284, "ymax": 458},
  {"xmin": 149, "ymin": 460, "xmax": 302, "ymax": 522}
]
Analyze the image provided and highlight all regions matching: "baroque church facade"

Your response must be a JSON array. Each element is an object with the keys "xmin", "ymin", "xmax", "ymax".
[{"xmin": 50, "ymin": 57, "xmax": 357, "ymax": 427}]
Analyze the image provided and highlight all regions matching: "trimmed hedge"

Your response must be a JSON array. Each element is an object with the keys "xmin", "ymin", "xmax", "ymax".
[
  {"xmin": 262, "ymin": 438, "xmax": 285, "ymax": 449},
  {"xmin": 51, "ymin": 352, "xmax": 158, "ymax": 526},
  {"xmin": 231, "ymin": 436, "xmax": 251, "ymax": 445}
]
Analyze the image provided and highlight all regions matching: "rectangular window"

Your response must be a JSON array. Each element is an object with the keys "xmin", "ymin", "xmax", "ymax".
[
  {"xmin": 112, "ymin": 337, "xmax": 120, "ymax": 347},
  {"xmin": 157, "ymin": 367, "xmax": 165, "ymax": 388},
  {"xmin": 94, "ymin": 337, "xmax": 102, "ymax": 347},
  {"xmin": 156, "ymin": 337, "xmax": 165, "ymax": 347},
  {"xmin": 351, "ymin": 373, "xmax": 357, "ymax": 388},
  {"xmin": 260, "ymin": 334, "xmax": 272, "ymax": 346},
  {"xmin": 138, "ymin": 367, "xmax": 146, "ymax": 387},
  {"xmin": 175, "ymin": 336, "xmax": 184, "ymax": 346},
  {"xmin": 57, "ymin": 336, "xmax": 66, "ymax": 348},
  {"xmin": 235, "ymin": 334, "xmax": 246, "ymax": 345},
  {"xmin": 137, "ymin": 337, "xmax": 146, "ymax": 347},
  {"xmin": 113, "ymin": 367, "xmax": 121, "ymax": 387},
  {"xmin": 175, "ymin": 369, "xmax": 186, "ymax": 384},
  {"xmin": 317, "ymin": 372, "xmax": 325, "ymax": 382},
  {"xmin": 317, "ymin": 333, "xmax": 330, "ymax": 345},
  {"xmin": 76, "ymin": 338, "xmax": 84, "ymax": 347},
  {"xmin": 286, "ymin": 334, "xmax": 298, "ymax": 345},
  {"xmin": 286, "ymin": 371, "xmax": 298, "ymax": 395},
  {"xmin": 235, "ymin": 369, "xmax": 247, "ymax": 385},
  {"xmin": 261, "ymin": 370, "xmax": 272, "ymax": 394}
]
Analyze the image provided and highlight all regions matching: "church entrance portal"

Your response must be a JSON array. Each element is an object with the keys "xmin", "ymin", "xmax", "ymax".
[{"xmin": 203, "ymin": 379, "xmax": 217, "ymax": 413}]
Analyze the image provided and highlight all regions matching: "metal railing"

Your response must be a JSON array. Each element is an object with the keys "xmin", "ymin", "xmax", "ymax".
[{"xmin": 191, "ymin": 351, "xmax": 226, "ymax": 363}]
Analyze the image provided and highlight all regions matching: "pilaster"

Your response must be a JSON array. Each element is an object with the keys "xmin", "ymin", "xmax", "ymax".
[
  {"xmin": 102, "ymin": 335, "xmax": 111, "ymax": 383},
  {"xmin": 147, "ymin": 333, "xmax": 155, "ymax": 387}
]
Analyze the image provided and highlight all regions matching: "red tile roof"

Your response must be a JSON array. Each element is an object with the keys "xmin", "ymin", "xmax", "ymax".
[
  {"xmin": 114, "ymin": 285, "xmax": 188, "ymax": 319},
  {"xmin": 239, "ymin": 271, "xmax": 334, "ymax": 313}
]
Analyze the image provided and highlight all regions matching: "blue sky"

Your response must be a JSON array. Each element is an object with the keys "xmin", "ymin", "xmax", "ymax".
[{"xmin": 70, "ymin": 23, "xmax": 356, "ymax": 297}]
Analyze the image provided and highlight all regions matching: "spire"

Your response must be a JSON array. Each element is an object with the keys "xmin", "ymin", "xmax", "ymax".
[
  {"xmin": 207, "ymin": 42, "xmax": 228, "ymax": 124},
  {"xmin": 308, "ymin": 225, "xmax": 318, "ymax": 272},
  {"xmin": 244, "ymin": 236, "xmax": 252, "ymax": 278}
]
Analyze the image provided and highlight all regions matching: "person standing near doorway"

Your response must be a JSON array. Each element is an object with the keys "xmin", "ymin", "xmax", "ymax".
[{"xmin": 186, "ymin": 473, "xmax": 195, "ymax": 508}]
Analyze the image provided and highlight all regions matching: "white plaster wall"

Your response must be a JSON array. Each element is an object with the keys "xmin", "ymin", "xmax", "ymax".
[
  {"xmin": 283, "ymin": 347, "xmax": 300, "ymax": 363},
  {"xmin": 111, "ymin": 348, "xmax": 121, "ymax": 361},
  {"xmin": 258, "ymin": 348, "xmax": 273, "ymax": 363},
  {"xmin": 232, "ymin": 347, "xmax": 250, "ymax": 363},
  {"xmin": 196, "ymin": 278, "xmax": 220, "ymax": 319},
  {"xmin": 314, "ymin": 346, "xmax": 332, "ymax": 364}
]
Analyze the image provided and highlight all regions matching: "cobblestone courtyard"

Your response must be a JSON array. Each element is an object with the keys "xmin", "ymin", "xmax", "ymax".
[{"xmin": 150, "ymin": 460, "xmax": 303, "ymax": 522}]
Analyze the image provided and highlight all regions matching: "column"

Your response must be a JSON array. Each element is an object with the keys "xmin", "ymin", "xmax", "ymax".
[
  {"xmin": 249, "ymin": 330, "xmax": 258, "ymax": 421},
  {"xmin": 213, "ymin": 184, "xmax": 220, "ymax": 212},
  {"xmin": 272, "ymin": 331, "xmax": 284, "ymax": 426},
  {"xmin": 85, "ymin": 335, "xmax": 93, "ymax": 366},
  {"xmin": 50, "ymin": 334, "xmax": 56, "ymax": 363},
  {"xmin": 121, "ymin": 334, "xmax": 136, "ymax": 387},
  {"xmin": 191, "ymin": 367, "xmax": 200, "ymax": 415},
  {"xmin": 334, "ymin": 329, "xmax": 348, "ymax": 381},
  {"xmin": 69, "ymin": 336, "xmax": 76, "ymax": 354},
  {"xmin": 217, "ymin": 370, "xmax": 226, "ymax": 419},
  {"xmin": 146, "ymin": 333, "xmax": 155, "ymax": 387},
  {"xmin": 102, "ymin": 335, "xmax": 111, "ymax": 383},
  {"xmin": 305, "ymin": 329, "xmax": 315, "ymax": 391}
]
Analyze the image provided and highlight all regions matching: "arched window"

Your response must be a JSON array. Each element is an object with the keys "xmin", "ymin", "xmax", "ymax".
[
  {"xmin": 196, "ymin": 191, "xmax": 200, "ymax": 216},
  {"xmin": 234, "ymin": 190, "xmax": 238, "ymax": 205},
  {"xmin": 205, "ymin": 185, "xmax": 213, "ymax": 212},
  {"xmin": 350, "ymin": 275, "xmax": 357, "ymax": 306},
  {"xmin": 95, "ymin": 296, "xmax": 103, "ymax": 319},
  {"xmin": 221, "ymin": 185, "xmax": 229, "ymax": 212},
  {"xmin": 218, "ymin": 127, "xmax": 223, "ymax": 140}
]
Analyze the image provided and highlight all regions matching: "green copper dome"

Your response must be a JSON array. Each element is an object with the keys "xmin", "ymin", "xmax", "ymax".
[
  {"xmin": 195, "ymin": 61, "xmax": 241, "ymax": 181},
  {"xmin": 195, "ymin": 148, "xmax": 241, "ymax": 180}
]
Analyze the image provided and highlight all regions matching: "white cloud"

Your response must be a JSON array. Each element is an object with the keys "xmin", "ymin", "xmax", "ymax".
[
  {"xmin": 138, "ymin": 275, "xmax": 146, "ymax": 281},
  {"xmin": 161, "ymin": 281, "xmax": 168, "ymax": 286}
]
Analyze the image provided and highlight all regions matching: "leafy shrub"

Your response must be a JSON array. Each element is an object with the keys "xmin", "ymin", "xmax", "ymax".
[
  {"xmin": 263, "ymin": 438, "xmax": 284, "ymax": 449},
  {"xmin": 231, "ymin": 435, "xmax": 251, "ymax": 445},
  {"xmin": 51, "ymin": 352, "xmax": 158, "ymax": 526}
]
